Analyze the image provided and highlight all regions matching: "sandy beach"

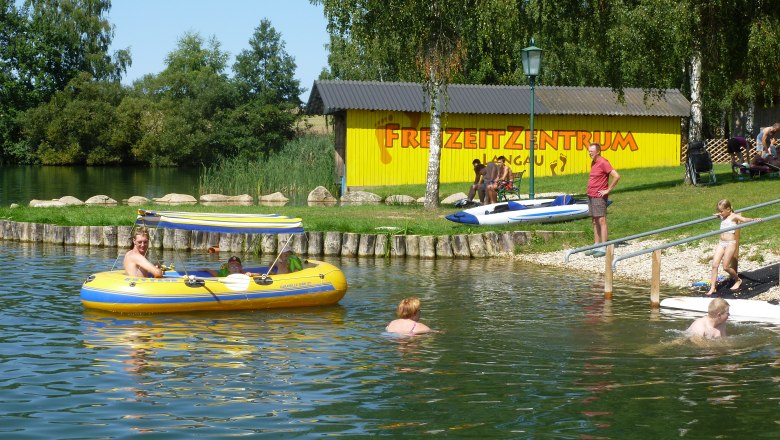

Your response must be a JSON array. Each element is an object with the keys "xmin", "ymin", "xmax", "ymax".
[{"xmin": 514, "ymin": 239, "xmax": 780, "ymax": 301}]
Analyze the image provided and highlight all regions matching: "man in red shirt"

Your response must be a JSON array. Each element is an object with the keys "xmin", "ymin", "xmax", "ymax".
[{"xmin": 586, "ymin": 143, "xmax": 620, "ymax": 257}]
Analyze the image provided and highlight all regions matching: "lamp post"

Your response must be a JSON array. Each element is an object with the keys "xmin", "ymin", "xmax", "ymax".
[{"xmin": 521, "ymin": 39, "xmax": 543, "ymax": 200}]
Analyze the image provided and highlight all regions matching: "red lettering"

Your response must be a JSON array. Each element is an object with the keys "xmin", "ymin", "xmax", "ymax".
[
  {"xmin": 384, "ymin": 124, "xmax": 399, "ymax": 147},
  {"xmin": 505, "ymin": 126, "xmax": 524, "ymax": 150},
  {"xmin": 444, "ymin": 128, "xmax": 463, "ymax": 149},
  {"xmin": 401, "ymin": 127, "xmax": 419, "ymax": 148},
  {"xmin": 539, "ymin": 130, "xmax": 557, "ymax": 150},
  {"xmin": 576, "ymin": 131, "xmax": 592, "ymax": 150},
  {"xmin": 463, "ymin": 128, "xmax": 477, "ymax": 149},
  {"xmin": 420, "ymin": 128, "xmax": 430, "ymax": 148},
  {"xmin": 486, "ymin": 129, "xmax": 504, "ymax": 149},
  {"xmin": 611, "ymin": 131, "xmax": 638, "ymax": 151}
]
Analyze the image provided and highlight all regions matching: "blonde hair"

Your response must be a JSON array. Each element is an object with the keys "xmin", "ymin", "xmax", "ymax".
[
  {"xmin": 130, "ymin": 227, "xmax": 151, "ymax": 249},
  {"xmin": 707, "ymin": 297, "xmax": 729, "ymax": 318},
  {"xmin": 716, "ymin": 199, "xmax": 732, "ymax": 213},
  {"xmin": 396, "ymin": 297, "xmax": 421, "ymax": 319}
]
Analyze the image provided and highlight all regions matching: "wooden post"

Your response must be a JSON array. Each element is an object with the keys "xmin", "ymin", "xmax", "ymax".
[
  {"xmin": 604, "ymin": 244, "xmax": 614, "ymax": 299},
  {"xmin": 650, "ymin": 250, "xmax": 661, "ymax": 307}
]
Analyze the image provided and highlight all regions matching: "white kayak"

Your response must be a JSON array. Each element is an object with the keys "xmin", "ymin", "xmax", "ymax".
[
  {"xmin": 660, "ymin": 296, "xmax": 780, "ymax": 323},
  {"xmin": 445, "ymin": 195, "xmax": 592, "ymax": 225}
]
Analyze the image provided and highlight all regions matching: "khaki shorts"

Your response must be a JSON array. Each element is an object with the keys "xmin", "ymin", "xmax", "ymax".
[{"xmin": 588, "ymin": 196, "xmax": 608, "ymax": 217}]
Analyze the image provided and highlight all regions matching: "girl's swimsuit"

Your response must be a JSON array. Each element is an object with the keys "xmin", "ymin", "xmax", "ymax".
[
  {"xmin": 409, "ymin": 322, "xmax": 417, "ymax": 334},
  {"xmin": 719, "ymin": 216, "xmax": 736, "ymax": 248}
]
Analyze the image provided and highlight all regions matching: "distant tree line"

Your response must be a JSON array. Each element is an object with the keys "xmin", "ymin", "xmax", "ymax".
[
  {"xmin": 316, "ymin": 0, "xmax": 780, "ymax": 139},
  {"xmin": 1, "ymin": 0, "xmax": 304, "ymax": 166}
]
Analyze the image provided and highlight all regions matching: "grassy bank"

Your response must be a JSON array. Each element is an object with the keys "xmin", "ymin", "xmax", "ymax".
[{"xmin": 3, "ymin": 164, "xmax": 779, "ymax": 255}]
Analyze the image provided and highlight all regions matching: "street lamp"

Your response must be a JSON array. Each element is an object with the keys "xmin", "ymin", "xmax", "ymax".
[{"xmin": 521, "ymin": 38, "xmax": 543, "ymax": 200}]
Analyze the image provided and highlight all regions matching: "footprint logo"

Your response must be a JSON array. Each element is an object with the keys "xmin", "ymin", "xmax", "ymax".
[
  {"xmin": 550, "ymin": 160, "xmax": 558, "ymax": 176},
  {"xmin": 559, "ymin": 153, "xmax": 568, "ymax": 173},
  {"xmin": 374, "ymin": 114, "xmax": 395, "ymax": 164}
]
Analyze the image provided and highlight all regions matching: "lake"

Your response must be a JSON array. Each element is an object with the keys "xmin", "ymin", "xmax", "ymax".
[
  {"xmin": 0, "ymin": 166, "xmax": 201, "ymax": 206},
  {"xmin": 2, "ymin": 240, "xmax": 780, "ymax": 438}
]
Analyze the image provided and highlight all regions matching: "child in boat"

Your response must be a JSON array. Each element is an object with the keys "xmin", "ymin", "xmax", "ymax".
[
  {"xmin": 203, "ymin": 256, "xmax": 259, "ymax": 277},
  {"xmin": 385, "ymin": 297, "xmax": 432, "ymax": 335},
  {"xmin": 705, "ymin": 199, "xmax": 761, "ymax": 295},
  {"xmin": 685, "ymin": 298, "xmax": 729, "ymax": 339},
  {"xmin": 269, "ymin": 245, "xmax": 303, "ymax": 274}
]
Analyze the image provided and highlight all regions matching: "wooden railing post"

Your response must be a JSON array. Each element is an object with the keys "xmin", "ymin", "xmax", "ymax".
[
  {"xmin": 604, "ymin": 244, "xmax": 614, "ymax": 299},
  {"xmin": 650, "ymin": 250, "xmax": 661, "ymax": 307}
]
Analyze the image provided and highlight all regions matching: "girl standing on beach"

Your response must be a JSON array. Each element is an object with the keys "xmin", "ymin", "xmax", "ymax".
[{"xmin": 706, "ymin": 199, "xmax": 760, "ymax": 295}]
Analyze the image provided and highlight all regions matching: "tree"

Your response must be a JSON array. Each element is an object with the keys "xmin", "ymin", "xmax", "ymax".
[
  {"xmin": 0, "ymin": 0, "xmax": 130, "ymax": 161},
  {"xmin": 315, "ymin": 0, "xmax": 780, "ymax": 151},
  {"xmin": 19, "ymin": 72, "xmax": 126, "ymax": 164},
  {"xmin": 316, "ymin": 0, "xmax": 471, "ymax": 209},
  {"xmin": 225, "ymin": 19, "xmax": 303, "ymax": 159},
  {"xmin": 129, "ymin": 32, "xmax": 233, "ymax": 166}
]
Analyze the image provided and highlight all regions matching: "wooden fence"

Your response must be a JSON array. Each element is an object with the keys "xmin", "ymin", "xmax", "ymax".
[{"xmin": 681, "ymin": 138, "xmax": 757, "ymax": 164}]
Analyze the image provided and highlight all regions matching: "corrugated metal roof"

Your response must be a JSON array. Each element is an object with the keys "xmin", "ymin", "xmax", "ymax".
[{"xmin": 307, "ymin": 80, "xmax": 690, "ymax": 117}]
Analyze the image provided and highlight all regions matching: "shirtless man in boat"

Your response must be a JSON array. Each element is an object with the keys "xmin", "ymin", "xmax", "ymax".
[{"xmin": 123, "ymin": 227, "xmax": 163, "ymax": 278}]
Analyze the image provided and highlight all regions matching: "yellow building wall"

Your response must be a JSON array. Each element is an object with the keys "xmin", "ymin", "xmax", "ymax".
[{"xmin": 345, "ymin": 110, "xmax": 681, "ymax": 187}]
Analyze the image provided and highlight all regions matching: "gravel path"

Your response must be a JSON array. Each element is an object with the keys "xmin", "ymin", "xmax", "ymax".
[{"xmin": 513, "ymin": 239, "xmax": 780, "ymax": 301}]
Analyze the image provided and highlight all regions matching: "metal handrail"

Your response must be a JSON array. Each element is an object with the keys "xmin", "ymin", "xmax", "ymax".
[
  {"xmin": 612, "ymin": 212, "xmax": 780, "ymax": 270},
  {"xmin": 563, "ymin": 198, "xmax": 780, "ymax": 262}
]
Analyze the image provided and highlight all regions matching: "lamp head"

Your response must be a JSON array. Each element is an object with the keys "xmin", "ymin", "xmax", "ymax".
[{"xmin": 521, "ymin": 38, "xmax": 543, "ymax": 77}]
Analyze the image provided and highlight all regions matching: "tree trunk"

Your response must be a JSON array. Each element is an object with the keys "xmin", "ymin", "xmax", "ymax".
[
  {"xmin": 424, "ymin": 79, "xmax": 443, "ymax": 209},
  {"xmin": 688, "ymin": 51, "xmax": 703, "ymax": 142}
]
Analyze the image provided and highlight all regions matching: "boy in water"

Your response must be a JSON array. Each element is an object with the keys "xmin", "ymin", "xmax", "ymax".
[{"xmin": 685, "ymin": 298, "xmax": 729, "ymax": 339}]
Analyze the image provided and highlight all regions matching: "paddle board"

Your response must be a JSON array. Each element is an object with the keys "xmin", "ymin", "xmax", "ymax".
[{"xmin": 660, "ymin": 296, "xmax": 780, "ymax": 323}]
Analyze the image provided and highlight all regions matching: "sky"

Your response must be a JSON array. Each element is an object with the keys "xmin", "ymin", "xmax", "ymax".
[{"xmin": 108, "ymin": 0, "xmax": 329, "ymax": 102}]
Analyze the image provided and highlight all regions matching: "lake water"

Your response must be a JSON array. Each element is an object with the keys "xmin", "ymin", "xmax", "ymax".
[
  {"xmin": 3, "ymin": 240, "xmax": 780, "ymax": 438},
  {"xmin": 0, "ymin": 166, "xmax": 201, "ymax": 206}
]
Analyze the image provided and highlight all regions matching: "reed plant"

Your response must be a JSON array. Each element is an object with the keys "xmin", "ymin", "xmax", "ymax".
[
  {"xmin": 199, "ymin": 135, "xmax": 339, "ymax": 200},
  {"xmin": 3, "ymin": 164, "xmax": 780, "ymax": 255}
]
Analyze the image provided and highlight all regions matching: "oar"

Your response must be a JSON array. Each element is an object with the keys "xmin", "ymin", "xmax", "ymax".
[{"xmin": 217, "ymin": 273, "xmax": 252, "ymax": 291}]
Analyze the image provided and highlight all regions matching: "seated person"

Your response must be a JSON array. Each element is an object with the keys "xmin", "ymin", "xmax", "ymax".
[
  {"xmin": 123, "ymin": 227, "xmax": 163, "ymax": 278},
  {"xmin": 269, "ymin": 245, "xmax": 303, "ymax": 274},
  {"xmin": 481, "ymin": 159, "xmax": 500, "ymax": 204},
  {"xmin": 203, "ymin": 256, "xmax": 259, "ymax": 277},
  {"xmin": 467, "ymin": 159, "xmax": 486, "ymax": 204},
  {"xmin": 496, "ymin": 155, "xmax": 514, "ymax": 190}
]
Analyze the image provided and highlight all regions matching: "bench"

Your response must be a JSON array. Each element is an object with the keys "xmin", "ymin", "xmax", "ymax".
[{"xmin": 497, "ymin": 171, "xmax": 525, "ymax": 202}]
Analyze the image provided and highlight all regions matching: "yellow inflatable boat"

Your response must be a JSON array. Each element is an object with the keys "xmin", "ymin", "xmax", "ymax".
[{"xmin": 80, "ymin": 210, "xmax": 348, "ymax": 313}]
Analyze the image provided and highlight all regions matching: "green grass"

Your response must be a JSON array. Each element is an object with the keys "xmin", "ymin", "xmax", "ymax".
[{"xmin": 3, "ymin": 164, "xmax": 779, "ymax": 255}]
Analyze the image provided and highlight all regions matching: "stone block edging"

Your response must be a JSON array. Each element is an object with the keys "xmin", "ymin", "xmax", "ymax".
[{"xmin": 0, "ymin": 220, "xmax": 582, "ymax": 258}]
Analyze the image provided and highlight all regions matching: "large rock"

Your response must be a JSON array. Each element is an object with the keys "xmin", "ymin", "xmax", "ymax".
[
  {"xmin": 29, "ymin": 199, "xmax": 66, "ymax": 208},
  {"xmin": 126, "ymin": 196, "xmax": 150, "ymax": 206},
  {"xmin": 308, "ymin": 186, "xmax": 337, "ymax": 204},
  {"xmin": 85, "ymin": 195, "xmax": 118, "ymax": 206},
  {"xmin": 260, "ymin": 191, "xmax": 290, "ymax": 204},
  {"xmin": 385, "ymin": 195, "xmax": 416, "ymax": 205},
  {"xmin": 153, "ymin": 193, "xmax": 197, "ymax": 205},
  {"xmin": 199, "ymin": 194, "xmax": 230, "ymax": 203},
  {"xmin": 59, "ymin": 196, "xmax": 84, "ymax": 206},
  {"xmin": 200, "ymin": 194, "xmax": 254, "ymax": 206},
  {"xmin": 341, "ymin": 190, "xmax": 382, "ymax": 205},
  {"xmin": 441, "ymin": 192, "xmax": 468, "ymax": 204}
]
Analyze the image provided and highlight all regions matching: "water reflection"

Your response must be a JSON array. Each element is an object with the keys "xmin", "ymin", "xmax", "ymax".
[{"xmin": 0, "ymin": 166, "xmax": 201, "ymax": 205}]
